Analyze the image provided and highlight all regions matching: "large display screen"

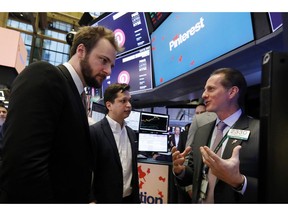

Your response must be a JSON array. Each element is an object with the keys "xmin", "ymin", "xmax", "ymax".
[
  {"xmin": 102, "ymin": 46, "xmax": 153, "ymax": 94},
  {"xmin": 138, "ymin": 133, "xmax": 168, "ymax": 153},
  {"xmin": 148, "ymin": 12, "xmax": 171, "ymax": 31},
  {"xmin": 151, "ymin": 12, "xmax": 254, "ymax": 87},
  {"xmin": 91, "ymin": 12, "xmax": 150, "ymax": 55},
  {"xmin": 139, "ymin": 112, "xmax": 169, "ymax": 133}
]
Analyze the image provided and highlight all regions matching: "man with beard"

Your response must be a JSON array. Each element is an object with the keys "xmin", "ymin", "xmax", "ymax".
[
  {"xmin": 90, "ymin": 83, "xmax": 140, "ymax": 203},
  {"xmin": 0, "ymin": 26, "xmax": 121, "ymax": 203}
]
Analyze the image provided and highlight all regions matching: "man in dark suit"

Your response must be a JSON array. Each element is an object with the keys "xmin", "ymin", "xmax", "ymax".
[
  {"xmin": 183, "ymin": 110, "xmax": 217, "ymax": 201},
  {"xmin": 0, "ymin": 26, "xmax": 121, "ymax": 203},
  {"xmin": 169, "ymin": 126, "xmax": 186, "ymax": 152},
  {"xmin": 172, "ymin": 68, "xmax": 259, "ymax": 203},
  {"xmin": 90, "ymin": 83, "xmax": 140, "ymax": 203}
]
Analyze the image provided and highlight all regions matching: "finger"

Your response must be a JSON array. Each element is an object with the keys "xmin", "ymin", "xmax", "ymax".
[
  {"xmin": 172, "ymin": 150, "xmax": 181, "ymax": 161},
  {"xmin": 231, "ymin": 145, "xmax": 242, "ymax": 159},
  {"xmin": 171, "ymin": 146, "xmax": 177, "ymax": 154},
  {"xmin": 202, "ymin": 146, "xmax": 220, "ymax": 162},
  {"xmin": 173, "ymin": 157, "xmax": 185, "ymax": 166},
  {"xmin": 200, "ymin": 146, "xmax": 211, "ymax": 166},
  {"xmin": 180, "ymin": 146, "xmax": 192, "ymax": 157}
]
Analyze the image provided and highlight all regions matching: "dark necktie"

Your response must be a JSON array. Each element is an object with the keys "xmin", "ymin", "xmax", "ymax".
[{"xmin": 204, "ymin": 121, "xmax": 227, "ymax": 203}]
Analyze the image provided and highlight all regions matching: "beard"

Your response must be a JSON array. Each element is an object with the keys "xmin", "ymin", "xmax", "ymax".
[{"xmin": 80, "ymin": 56, "xmax": 103, "ymax": 88}]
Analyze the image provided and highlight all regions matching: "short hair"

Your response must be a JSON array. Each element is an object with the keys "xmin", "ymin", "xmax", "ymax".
[
  {"xmin": 0, "ymin": 101, "xmax": 6, "ymax": 109},
  {"xmin": 104, "ymin": 83, "xmax": 130, "ymax": 105},
  {"xmin": 69, "ymin": 26, "xmax": 123, "ymax": 57},
  {"xmin": 210, "ymin": 68, "xmax": 247, "ymax": 108}
]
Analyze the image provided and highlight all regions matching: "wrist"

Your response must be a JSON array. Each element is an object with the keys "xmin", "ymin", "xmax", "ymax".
[{"xmin": 233, "ymin": 174, "xmax": 245, "ymax": 191}]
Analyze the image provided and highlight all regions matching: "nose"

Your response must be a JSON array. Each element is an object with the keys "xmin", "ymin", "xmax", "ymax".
[
  {"xmin": 202, "ymin": 90, "xmax": 207, "ymax": 99},
  {"xmin": 127, "ymin": 101, "xmax": 132, "ymax": 108},
  {"xmin": 103, "ymin": 65, "xmax": 112, "ymax": 76}
]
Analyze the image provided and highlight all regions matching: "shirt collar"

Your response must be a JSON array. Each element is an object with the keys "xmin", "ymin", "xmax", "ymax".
[
  {"xmin": 63, "ymin": 62, "xmax": 84, "ymax": 95},
  {"xmin": 106, "ymin": 115, "xmax": 127, "ymax": 132},
  {"xmin": 216, "ymin": 109, "xmax": 242, "ymax": 128}
]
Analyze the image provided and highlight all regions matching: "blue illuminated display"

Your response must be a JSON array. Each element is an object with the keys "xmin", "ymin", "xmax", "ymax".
[{"xmin": 151, "ymin": 12, "xmax": 254, "ymax": 87}]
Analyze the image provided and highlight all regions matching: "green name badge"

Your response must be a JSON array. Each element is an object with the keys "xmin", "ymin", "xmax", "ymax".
[{"xmin": 227, "ymin": 129, "xmax": 250, "ymax": 140}]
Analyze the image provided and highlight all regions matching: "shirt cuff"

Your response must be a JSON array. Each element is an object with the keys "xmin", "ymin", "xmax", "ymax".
[
  {"xmin": 173, "ymin": 169, "xmax": 185, "ymax": 179},
  {"xmin": 233, "ymin": 175, "xmax": 247, "ymax": 194}
]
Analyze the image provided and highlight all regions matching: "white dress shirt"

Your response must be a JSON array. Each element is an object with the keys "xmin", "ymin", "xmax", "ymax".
[
  {"xmin": 106, "ymin": 115, "xmax": 133, "ymax": 197},
  {"xmin": 63, "ymin": 62, "xmax": 84, "ymax": 95}
]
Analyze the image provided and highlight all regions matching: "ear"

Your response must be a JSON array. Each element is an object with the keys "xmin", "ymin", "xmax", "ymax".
[
  {"xmin": 106, "ymin": 101, "xmax": 112, "ymax": 111},
  {"xmin": 228, "ymin": 86, "xmax": 239, "ymax": 99},
  {"xmin": 76, "ymin": 43, "xmax": 86, "ymax": 59}
]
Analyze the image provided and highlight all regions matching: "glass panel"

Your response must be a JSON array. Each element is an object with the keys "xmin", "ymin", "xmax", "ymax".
[
  {"xmin": 57, "ymin": 42, "xmax": 64, "ymax": 52},
  {"xmin": 56, "ymin": 52, "xmax": 63, "ymax": 64},
  {"xmin": 49, "ymin": 51, "xmax": 56, "ymax": 62}
]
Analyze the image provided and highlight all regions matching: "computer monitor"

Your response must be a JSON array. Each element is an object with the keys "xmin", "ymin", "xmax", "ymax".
[
  {"xmin": 90, "ymin": 12, "xmax": 150, "ymax": 56},
  {"xmin": 138, "ymin": 132, "xmax": 168, "ymax": 153},
  {"xmin": 91, "ymin": 102, "xmax": 106, "ymax": 123},
  {"xmin": 139, "ymin": 112, "xmax": 169, "ymax": 133},
  {"xmin": 125, "ymin": 110, "xmax": 141, "ymax": 132},
  {"xmin": 102, "ymin": 45, "xmax": 153, "ymax": 95}
]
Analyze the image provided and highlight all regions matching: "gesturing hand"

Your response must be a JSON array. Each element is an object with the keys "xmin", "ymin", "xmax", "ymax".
[
  {"xmin": 200, "ymin": 145, "xmax": 244, "ymax": 187},
  {"xmin": 172, "ymin": 146, "xmax": 191, "ymax": 175}
]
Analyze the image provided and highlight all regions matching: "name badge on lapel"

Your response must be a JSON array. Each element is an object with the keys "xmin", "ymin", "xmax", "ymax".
[{"xmin": 227, "ymin": 129, "xmax": 250, "ymax": 140}]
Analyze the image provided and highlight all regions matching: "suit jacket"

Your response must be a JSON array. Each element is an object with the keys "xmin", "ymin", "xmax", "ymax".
[
  {"xmin": 0, "ymin": 61, "xmax": 92, "ymax": 203},
  {"xmin": 169, "ymin": 133, "xmax": 186, "ymax": 153},
  {"xmin": 185, "ymin": 112, "xmax": 217, "ymax": 148},
  {"xmin": 90, "ymin": 117, "xmax": 140, "ymax": 203},
  {"xmin": 178, "ymin": 114, "xmax": 259, "ymax": 203}
]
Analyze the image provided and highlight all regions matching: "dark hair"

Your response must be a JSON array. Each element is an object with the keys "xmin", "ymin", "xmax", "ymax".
[
  {"xmin": 104, "ymin": 83, "xmax": 130, "ymax": 105},
  {"xmin": 210, "ymin": 68, "xmax": 247, "ymax": 108},
  {"xmin": 70, "ymin": 26, "xmax": 123, "ymax": 57},
  {"xmin": 0, "ymin": 101, "xmax": 6, "ymax": 109}
]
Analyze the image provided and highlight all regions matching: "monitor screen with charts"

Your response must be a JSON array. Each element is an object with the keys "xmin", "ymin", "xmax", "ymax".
[
  {"xmin": 138, "ymin": 133, "xmax": 168, "ymax": 153},
  {"xmin": 139, "ymin": 112, "xmax": 169, "ymax": 133}
]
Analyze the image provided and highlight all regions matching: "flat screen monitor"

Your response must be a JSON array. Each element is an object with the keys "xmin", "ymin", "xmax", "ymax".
[
  {"xmin": 125, "ymin": 110, "xmax": 141, "ymax": 131},
  {"xmin": 91, "ymin": 102, "xmax": 106, "ymax": 122},
  {"xmin": 151, "ymin": 12, "xmax": 254, "ymax": 87},
  {"xmin": 91, "ymin": 12, "xmax": 150, "ymax": 56},
  {"xmin": 139, "ymin": 112, "xmax": 169, "ymax": 133},
  {"xmin": 102, "ymin": 45, "xmax": 153, "ymax": 94},
  {"xmin": 148, "ymin": 12, "xmax": 171, "ymax": 31},
  {"xmin": 138, "ymin": 132, "xmax": 168, "ymax": 153}
]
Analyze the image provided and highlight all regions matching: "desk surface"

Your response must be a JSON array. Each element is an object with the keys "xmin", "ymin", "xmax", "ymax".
[{"xmin": 138, "ymin": 157, "xmax": 172, "ymax": 166}]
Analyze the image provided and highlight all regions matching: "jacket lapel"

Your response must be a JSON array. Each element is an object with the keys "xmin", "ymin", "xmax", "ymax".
[
  {"xmin": 222, "ymin": 114, "xmax": 249, "ymax": 159},
  {"xmin": 57, "ymin": 65, "xmax": 88, "ymax": 124},
  {"xmin": 101, "ymin": 118, "xmax": 122, "ymax": 167}
]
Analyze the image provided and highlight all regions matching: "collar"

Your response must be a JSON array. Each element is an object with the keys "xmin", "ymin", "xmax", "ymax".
[
  {"xmin": 216, "ymin": 109, "xmax": 242, "ymax": 128},
  {"xmin": 106, "ymin": 115, "xmax": 127, "ymax": 133},
  {"xmin": 63, "ymin": 62, "xmax": 84, "ymax": 95}
]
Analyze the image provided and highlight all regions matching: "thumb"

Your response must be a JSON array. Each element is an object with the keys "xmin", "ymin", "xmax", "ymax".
[{"xmin": 232, "ymin": 145, "xmax": 242, "ymax": 159}]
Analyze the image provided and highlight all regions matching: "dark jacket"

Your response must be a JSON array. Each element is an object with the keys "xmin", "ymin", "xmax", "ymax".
[
  {"xmin": 90, "ymin": 117, "xmax": 140, "ymax": 203},
  {"xmin": 0, "ymin": 61, "xmax": 92, "ymax": 203},
  {"xmin": 177, "ymin": 114, "xmax": 259, "ymax": 203}
]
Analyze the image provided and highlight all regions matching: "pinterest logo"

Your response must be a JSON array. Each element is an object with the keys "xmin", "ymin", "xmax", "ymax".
[
  {"xmin": 114, "ymin": 29, "xmax": 125, "ymax": 48},
  {"xmin": 118, "ymin": 71, "xmax": 130, "ymax": 84}
]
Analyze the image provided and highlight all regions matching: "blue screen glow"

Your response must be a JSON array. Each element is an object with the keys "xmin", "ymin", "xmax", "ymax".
[{"xmin": 151, "ymin": 12, "xmax": 254, "ymax": 87}]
